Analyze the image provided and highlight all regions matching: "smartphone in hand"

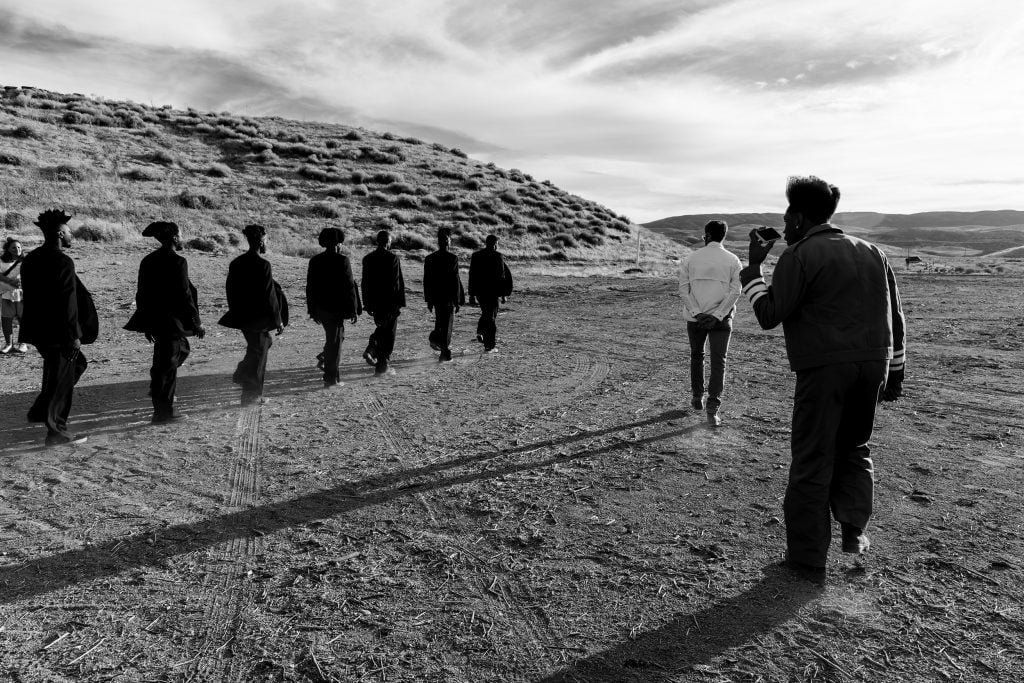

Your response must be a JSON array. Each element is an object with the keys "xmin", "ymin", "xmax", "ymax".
[{"xmin": 755, "ymin": 226, "xmax": 782, "ymax": 246}]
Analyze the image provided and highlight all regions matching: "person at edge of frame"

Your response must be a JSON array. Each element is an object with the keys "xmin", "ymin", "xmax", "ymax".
[
  {"xmin": 423, "ymin": 227, "xmax": 465, "ymax": 362},
  {"xmin": 19, "ymin": 209, "xmax": 98, "ymax": 446},
  {"xmin": 218, "ymin": 224, "xmax": 288, "ymax": 406},
  {"xmin": 306, "ymin": 227, "xmax": 361, "ymax": 388},
  {"xmin": 124, "ymin": 221, "xmax": 205, "ymax": 423},
  {"xmin": 468, "ymin": 233, "xmax": 512, "ymax": 353},
  {"xmin": 0, "ymin": 237, "xmax": 27, "ymax": 354},
  {"xmin": 361, "ymin": 229, "xmax": 406, "ymax": 377},
  {"xmin": 739, "ymin": 175, "xmax": 906, "ymax": 585}
]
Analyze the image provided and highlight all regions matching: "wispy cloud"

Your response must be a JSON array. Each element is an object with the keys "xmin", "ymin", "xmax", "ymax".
[{"xmin": 1, "ymin": 0, "xmax": 1022, "ymax": 220}]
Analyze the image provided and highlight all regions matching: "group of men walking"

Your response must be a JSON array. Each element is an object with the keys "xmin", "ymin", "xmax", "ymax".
[
  {"xmin": 17, "ymin": 213, "xmax": 513, "ymax": 441},
  {"xmin": 16, "ymin": 173, "xmax": 907, "ymax": 584}
]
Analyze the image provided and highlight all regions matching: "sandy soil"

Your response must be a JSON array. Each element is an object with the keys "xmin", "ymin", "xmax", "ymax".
[{"xmin": 1, "ymin": 244, "xmax": 1022, "ymax": 682}]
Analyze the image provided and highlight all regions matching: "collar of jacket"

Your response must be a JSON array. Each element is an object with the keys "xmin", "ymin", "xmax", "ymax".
[{"xmin": 788, "ymin": 222, "xmax": 842, "ymax": 249}]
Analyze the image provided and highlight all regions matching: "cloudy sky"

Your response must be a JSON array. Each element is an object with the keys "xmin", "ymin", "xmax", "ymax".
[{"xmin": 1, "ymin": 1, "xmax": 1022, "ymax": 221}]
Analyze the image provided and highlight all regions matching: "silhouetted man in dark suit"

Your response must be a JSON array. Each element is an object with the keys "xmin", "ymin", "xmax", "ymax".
[
  {"xmin": 218, "ymin": 224, "xmax": 286, "ymax": 405},
  {"xmin": 361, "ymin": 230, "xmax": 406, "ymax": 376},
  {"xmin": 423, "ymin": 227, "xmax": 464, "ymax": 362},
  {"xmin": 307, "ymin": 227, "xmax": 361, "ymax": 388},
  {"xmin": 20, "ymin": 209, "xmax": 97, "ymax": 446},
  {"xmin": 124, "ymin": 221, "xmax": 205, "ymax": 423},
  {"xmin": 468, "ymin": 234, "xmax": 512, "ymax": 352}
]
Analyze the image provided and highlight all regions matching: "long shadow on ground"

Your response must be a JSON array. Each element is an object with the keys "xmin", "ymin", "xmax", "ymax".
[
  {"xmin": 0, "ymin": 410, "xmax": 700, "ymax": 605},
  {"xmin": 0, "ymin": 352, "xmax": 478, "ymax": 453},
  {"xmin": 534, "ymin": 567, "xmax": 822, "ymax": 683}
]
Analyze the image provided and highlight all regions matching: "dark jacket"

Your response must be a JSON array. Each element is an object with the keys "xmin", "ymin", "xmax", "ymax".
[
  {"xmin": 361, "ymin": 248, "xmax": 406, "ymax": 313},
  {"xmin": 423, "ymin": 249, "xmax": 465, "ymax": 307},
  {"xmin": 218, "ymin": 250, "xmax": 284, "ymax": 331},
  {"xmin": 468, "ymin": 248, "xmax": 510, "ymax": 300},
  {"xmin": 124, "ymin": 247, "xmax": 202, "ymax": 337},
  {"xmin": 19, "ymin": 246, "xmax": 98, "ymax": 347},
  {"xmin": 740, "ymin": 224, "xmax": 906, "ymax": 372},
  {"xmin": 306, "ymin": 250, "xmax": 361, "ymax": 320}
]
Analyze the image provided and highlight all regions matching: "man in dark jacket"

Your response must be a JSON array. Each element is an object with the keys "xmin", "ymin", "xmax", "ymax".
[
  {"xmin": 20, "ymin": 209, "xmax": 96, "ymax": 446},
  {"xmin": 468, "ymin": 234, "xmax": 511, "ymax": 352},
  {"xmin": 124, "ymin": 221, "xmax": 205, "ymax": 423},
  {"xmin": 218, "ymin": 225, "xmax": 286, "ymax": 405},
  {"xmin": 361, "ymin": 230, "xmax": 405, "ymax": 376},
  {"xmin": 423, "ymin": 227, "xmax": 465, "ymax": 362},
  {"xmin": 306, "ymin": 227, "xmax": 361, "ymax": 387},
  {"xmin": 740, "ymin": 175, "xmax": 906, "ymax": 583}
]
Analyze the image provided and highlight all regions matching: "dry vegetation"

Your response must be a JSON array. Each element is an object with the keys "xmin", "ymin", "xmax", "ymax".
[{"xmin": 0, "ymin": 85, "xmax": 665, "ymax": 264}]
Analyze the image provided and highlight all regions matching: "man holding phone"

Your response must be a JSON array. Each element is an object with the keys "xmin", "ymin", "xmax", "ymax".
[
  {"xmin": 678, "ymin": 219, "xmax": 742, "ymax": 426},
  {"xmin": 740, "ymin": 176, "xmax": 906, "ymax": 583}
]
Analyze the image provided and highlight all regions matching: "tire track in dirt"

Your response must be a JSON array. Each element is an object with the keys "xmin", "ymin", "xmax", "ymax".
[{"xmin": 187, "ymin": 404, "xmax": 263, "ymax": 682}]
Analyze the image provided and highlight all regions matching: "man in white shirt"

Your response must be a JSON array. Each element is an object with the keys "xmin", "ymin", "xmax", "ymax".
[{"xmin": 678, "ymin": 220, "xmax": 742, "ymax": 426}]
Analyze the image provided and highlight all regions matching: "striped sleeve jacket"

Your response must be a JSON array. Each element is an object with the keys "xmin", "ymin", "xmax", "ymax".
[{"xmin": 739, "ymin": 224, "xmax": 906, "ymax": 373}]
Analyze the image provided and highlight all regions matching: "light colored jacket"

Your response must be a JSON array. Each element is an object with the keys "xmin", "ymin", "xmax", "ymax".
[{"xmin": 678, "ymin": 241, "xmax": 742, "ymax": 322}]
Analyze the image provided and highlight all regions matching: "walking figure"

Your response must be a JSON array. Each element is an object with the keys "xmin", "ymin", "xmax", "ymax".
[
  {"xmin": 423, "ymin": 227, "xmax": 464, "ymax": 362},
  {"xmin": 468, "ymin": 234, "xmax": 512, "ymax": 353},
  {"xmin": 124, "ymin": 221, "xmax": 205, "ymax": 423},
  {"xmin": 306, "ymin": 227, "xmax": 361, "ymax": 388},
  {"xmin": 361, "ymin": 230, "xmax": 406, "ymax": 376}
]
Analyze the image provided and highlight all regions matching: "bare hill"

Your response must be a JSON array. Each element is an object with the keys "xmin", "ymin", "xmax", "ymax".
[
  {"xmin": 0, "ymin": 85, "xmax": 663, "ymax": 261},
  {"xmin": 645, "ymin": 211, "xmax": 1024, "ymax": 257}
]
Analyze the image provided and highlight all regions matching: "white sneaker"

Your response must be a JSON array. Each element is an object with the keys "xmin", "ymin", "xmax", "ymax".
[
  {"xmin": 14, "ymin": 343, "xmax": 28, "ymax": 353},
  {"xmin": 0, "ymin": 344, "xmax": 11, "ymax": 354}
]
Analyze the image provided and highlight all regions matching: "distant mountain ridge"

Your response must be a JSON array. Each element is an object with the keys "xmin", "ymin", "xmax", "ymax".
[{"xmin": 644, "ymin": 210, "xmax": 1024, "ymax": 234}]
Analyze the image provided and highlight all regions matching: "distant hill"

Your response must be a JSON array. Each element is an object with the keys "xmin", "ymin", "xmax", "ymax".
[
  {"xmin": 0, "ymin": 85, "xmax": 665, "ymax": 261},
  {"xmin": 645, "ymin": 211, "xmax": 1024, "ymax": 257}
]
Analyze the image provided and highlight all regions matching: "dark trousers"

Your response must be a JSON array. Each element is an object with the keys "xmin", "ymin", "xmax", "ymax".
[
  {"xmin": 320, "ymin": 318, "xmax": 345, "ymax": 383},
  {"xmin": 151, "ymin": 335, "xmax": 190, "ymax": 416},
  {"xmin": 367, "ymin": 310, "xmax": 400, "ymax": 371},
  {"xmin": 686, "ymin": 318, "xmax": 732, "ymax": 408},
  {"xmin": 29, "ymin": 345, "xmax": 88, "ymax": 437},
  {"xmin": 234, "ymin": 329, "xmax": 272, "ymax": 399},
  {"xmin": 476, "ymin": 298, "xmax": 499, "ymax": 350},
  {"xmin": 785, "ymin": 360, "xmax": 887, "ymax": 567},
  {"xmin": 429, "ymin": 304, "xmax": 455, "ymax": 352}
]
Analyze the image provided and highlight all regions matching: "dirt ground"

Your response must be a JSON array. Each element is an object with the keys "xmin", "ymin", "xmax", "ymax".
[{"xmin": 1, "ymin": 244, "xmax": 1022, "ymax": 682}]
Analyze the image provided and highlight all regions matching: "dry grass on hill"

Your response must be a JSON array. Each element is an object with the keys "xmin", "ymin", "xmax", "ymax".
[{"xmin": 0, "ymin": 85, "xmax": 678, "ymax": 265}]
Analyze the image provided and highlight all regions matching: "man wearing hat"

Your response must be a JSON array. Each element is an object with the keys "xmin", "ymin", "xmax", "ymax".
[
  {"xmin": 468, "ymin": 234, "xmax": 512, "ymax": 353},
  {"xmin": 218, "ymin": 225, "xmax": 287, "ymax": 405},
  {"xmin": 306, "ymin": 227, "xmax": 361, "ymax": 387},
  {"xmin": 361, "ymin": 230, "xmax": 406, "ymax": 376},
  {"xmin": 423, "ymin": 227, "xmax": 464, "ymax": 362},
  {"xmin": 19, "ymin": 209, "xmax": 97, "ymax": 446},
  {"xmin": 125, "ymin": 221, "xmax": 205, "ymax": 422}
]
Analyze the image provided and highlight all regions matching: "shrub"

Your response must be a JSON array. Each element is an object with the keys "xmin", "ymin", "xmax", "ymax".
[
  {"xmin": 62, "ymin": 111, "xmax": 92, "ymax": 124},
  {"xmin": 576, "ymin": 232, "xmax": 605, "ymax": 247},
  {"xmin": 457, "ymin": 233, "xmax": 482, "ymax": 250},
  {"xmin": 186, "ymin": 236, "xmax": 220, "ymax": 252},
  {"xmin": 11, "ymin": 124, "xmax": 40, "ymax": 139},
  {"xmin": 277, "ymin": 237, "xmax": 319, "ymax": 258},
  {"xmin": 495, "ymin": 210, "xmax": 515, "ymax": 224},
  {"xmin": 389, "ymin": 182, "xmax": 417, "ymax": 195},
  {"xmin": 402, "ymin": 136, "xmax": 423, "ymax": 145},
  {"xmin": 394, "ymin": 194, "xmax": 420, "ymax": 209},
  {"xmin": 371, "ymin": 171, "xmax": 402, "ymax": 185},
  {"xmin": 250, "ymin": 139, "xmax": 274, "ymax": 152},
  {"xmin": 324, "ymin": 186, "xmax": 347, "ymax": 199},
  {"xmin": 276, "ymin": 188, "xmax": 304, "ymax": 202},
  {"xmin": 551, "ymin": 233, "xmax": 578, "ymax": 248},
  {"xmin": 352, "ymin": 183, "xmax": 369, "ymax": 196},
  {"xmin": 369, "ymin": 191, "xmax": 390, "ymax": 204},
  {"xmin": 391, "ymin": 232, "xmax": 433, "ymax": 251},
  {"xmin": 343, "ymin": 130, "xmax": 361, "ymax": 141},
  {"xmin": 178, "ymin": 189, "xmax": 219, "ymax": 209},
  {"xmin": 450, "ymin": 147, "xmax": 468, "ymax": 158},
  {"xmin": 3, "ymin": 212, "xmax": 28, "ymax": 230},
  {"xmin": 546, "ymin": 250, "xmax": 569, "ymax": 261},
  {"xmin": 349, "ymin": 170, "xmax": 366, "ymax": 183},
  {"xmin": 433, "ymin": 168, "xmax": 466, "ymax": 181},
  {"xmin": 464, "ymin": 179, "xmax": 482, "ymax": 191},
  {"xmin": 305, "ymin": 202, "xmax": 343, "ymax": 219},
  {"xmin": 150, "ymin": 149, "xmax": 177, "ymax": 166},
  {"xmin": 206, "ymin": 163, "xmax": 232, "ymax": 177},
  {"xmin": 266, "ymin": 177, "xmax": 287, "ymax": 189},
  {"xmin": 253, "ymin": 149, "xmax": 279, "ymax": 163},
  {"xmin": 477, "ymin": 213, "xmax": 500, "ymax": 226},
  {"xmin": 498, "ymin": 190, "xmax": 520, "ymax": 205},
  {"xmin": 121, "ymin": 166, "xmax": 163, "ymax": 181},
  {"xmin": 0, "ymin": 153, "xmax": 24, "ymax": 166},
  {"xmin": 420, "ymin": 194, "xmax": 441, "ymax": 208},
  {"xmin": 325, "ymin": 139, "xmax": 339, "ymax": 149},
  {"xmin": 74, "ymin": 221, "xmax": 132, "ymax": 243},
  {"xmin": 43, "ymin": 164, "xmax": 89, "ymax": 182},
  {"xmin": 537, "ymin": 243, "xmax": 553, "ymax": 253}
]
